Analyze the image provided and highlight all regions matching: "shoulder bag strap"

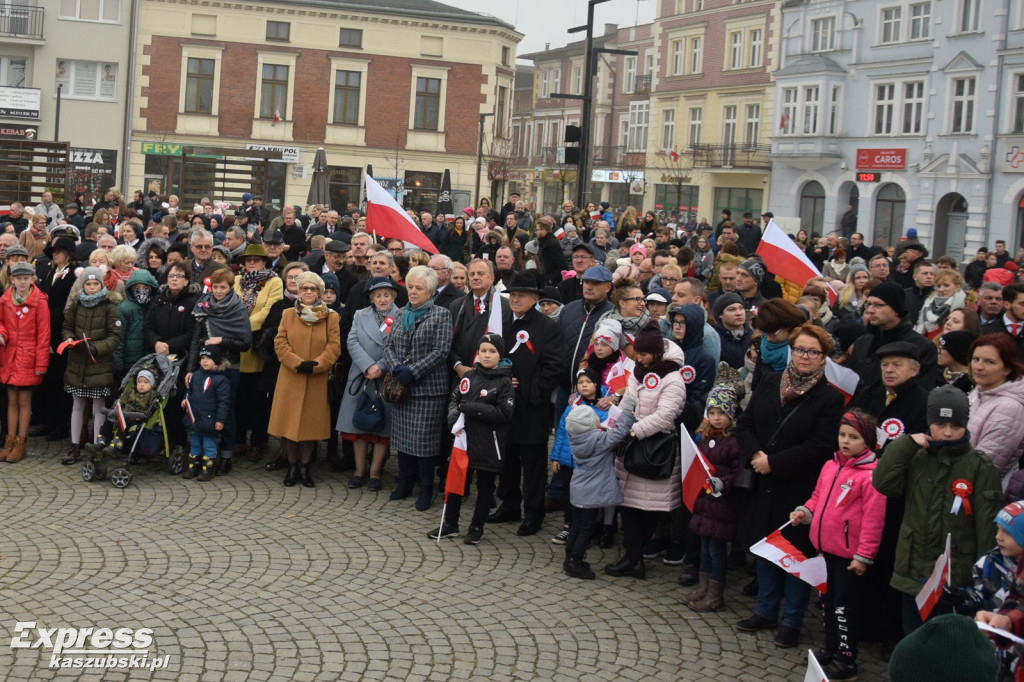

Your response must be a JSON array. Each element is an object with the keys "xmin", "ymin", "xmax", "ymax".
[{"xmin": 765, "ymin": 401, "xmax": 805, "ymax": 451}]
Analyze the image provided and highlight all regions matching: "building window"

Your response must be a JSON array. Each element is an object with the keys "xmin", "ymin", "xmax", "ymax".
[
  {"xmin": 540, "ymin": 70, "xmax": 548, "ymax": 98},
  {"xmin": 729, "ymin": 32, "xmax": 743, "ymax": 70},
  {"xmin": 672, "ymin": 40, "xmax": 683, "ymax": 75},
  {"xmin": 910, "ymin": 2, "xmax": 932, "ymax": 39},
  {"xmin": 828, "ymin": 85, "xmax": 841, "ymax": 134},
  {"xmin": 184, "ymin": 57, "xmax": 214, "ymax": 114},
  {"xmin": 0, "ymin": 56, "xmax": 26, "ymax": 88},
  {"xmin": 1014, "ymin": 74, "xmax": 1024, "ymax": 133},
  {"xmin": 496, "ymin": 86, "xmax": 508, "ymax": 137},
  {"xmin": 874, "ymin": 83, "xmax": 896, "ymax": 134},
  {"xmin": 662, "ymin": 108, "xmax": 676, "ymax": 149},
  {"xmin": 811, "ymin": 17, "xmax": 836, "ymax": 52},
  {"xmin": 803, "ymin": 86, "xmax": 820, "ymax": 134},
  {"xmin": 627, "ymin": 102, "xmax": 649, "ymax": 152},
  {"xmin": 951, "ymin": 76, "xmax": 976, "ymax": 133},
  {"xmin": 259, "ymin": 64, "xmax": 288, "ymax": 119},
  {"xmin": 55, "ymin": 59, "xmax": 118, "ymax": 101},
  {"xmin": 902, "ymin": 81, "xmax": 925, "ymax": 134},
  {"xmin": 573, "ymin": 66, "xmax": 582, "ymax": 94},
  {"xmin": 881, "ymin": 7, "xmax": 902, "ymax": 44},
  {"xmin": 535, "ymin": 123, "xmax": 544, "ymax": 155},
  {"xmin": 745, "ymin": 103, "xmax": 760, "ymax": 146},
  {"xmin": 339, "ymin": 28, "xmax": 363, "ymax": 48},
  {"xmin": 502, "ymin": 46, "xmax": 511, "ymax": 66},
  {"xmin": 959, "ymin": 0, "xmax": 980, "ymax": 32},
  {"xmin": 414, "ymin": 77, "xmax": 441, "ymax": 130},
  {"xmin": 266, "ymin": 21, "xmax": 290, "ymax": 42},
  {"xmin": 749, "ymin": 29, "xmax": 762, "ymax": 68},
  {"xmin": 549, "ymin": 121, "xmax": 560, "ymax": 147},
  {"xmin": 58, "ymin": 0, "xmax": 120, "ymax": 22},
  {"xmin": 332, "ymin": 70, "xmax": 360, "ymax": 125},
  {"xmin": 780, "ymin": 87, "xmax": 798, "ymax": 135},
  {"xmin": 625, "ymin": 56, "xmax": 636, "ymax": 93},
  {"xmin": 552, "ymin": 69, "xmax": 560, "ymax": 96},
  {"xmin": 688, "ymin": 107, "xmax": 702, "ymax": 147},
  {"xmin": 690, "ymin": 37, "xmax": 702, "ymax": 73},
  {"xmin": 722, "ymin": 105, "xmax": 737, "ymax": 154}
]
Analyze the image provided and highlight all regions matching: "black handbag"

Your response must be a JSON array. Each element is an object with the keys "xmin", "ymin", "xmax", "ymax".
[
  {"xmin": 350, "ymin": 377, "xmax": 386, "ymax": 432},
  {"xmin": 621, "ymin": 430, "xmax": 678, "ymax": 480}
]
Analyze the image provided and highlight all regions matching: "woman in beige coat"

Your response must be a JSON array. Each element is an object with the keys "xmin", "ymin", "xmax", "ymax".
[{"xmin": 268, "ymin": 272, "xmax": 340, "ymax": 488}]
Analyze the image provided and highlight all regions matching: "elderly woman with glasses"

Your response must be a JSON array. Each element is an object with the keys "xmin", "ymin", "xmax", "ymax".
[{"xmin": 268, "ymin": 272, "xmax": 341, "ymax": 488}]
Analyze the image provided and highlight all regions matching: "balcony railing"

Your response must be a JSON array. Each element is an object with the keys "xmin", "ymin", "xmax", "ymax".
[
  {"xmin": 689, "ymin": 143, "xmax": 771, "ymax": 169},
  {"xmin": 0, "ymin": 6, "xmax": 43, "ymax": 41},
  {"xmin": 592, "ymin": 145, "xmax": 625, "ymax": 166},
  {"xmin": 631, "ymin": 74, "xmax": 651, "ymax": 95}
]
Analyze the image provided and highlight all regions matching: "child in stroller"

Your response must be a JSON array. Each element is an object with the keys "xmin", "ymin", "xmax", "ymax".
[{"xmin": 85, "ymin": 365, "xmax": 160, "ymax": 462}]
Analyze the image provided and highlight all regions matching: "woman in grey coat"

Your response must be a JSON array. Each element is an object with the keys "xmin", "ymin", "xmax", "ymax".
[
  {"xmin": 337, "ymin": 276, "xmax": 400, "ymax": 492},
  {"xmin": 378, "ymin": 265, "xmax": 454, "ymax": 511}
]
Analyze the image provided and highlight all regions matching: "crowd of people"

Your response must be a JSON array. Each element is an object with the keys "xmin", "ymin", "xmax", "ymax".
[{"xmin": 3, "ymin": 188, "xmax": 1024, "ymax": 679}]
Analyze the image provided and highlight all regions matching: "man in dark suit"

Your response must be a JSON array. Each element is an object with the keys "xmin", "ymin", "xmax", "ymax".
[
  {"xmin": 981, "ymin": 282, "xmax": 1024, "ymax": 360},
  {"xmin": 430, "ymin": 254, "xmax": 464, "ymax": 310},
  {"xmin": 448, "ymin": 259, "xmax": 512, "ymax": 380},
  {"xmin": 489, "ymin": 271, "xmax": 565, "ymax": 536}
]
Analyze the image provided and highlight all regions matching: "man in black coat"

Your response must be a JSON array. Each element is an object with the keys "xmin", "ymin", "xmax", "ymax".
[
  {"xmin": 489, "ymin": 271, "xmax": 565, "ymax": 536},
  {"xmin": 981, "ymin": 282, "xmax": 1024, "ymax": 361},
  {"xmin": 448, "ymin": 259, "xmax": 512, "ymax": 379},
  {"xmin": 847, "ymin": 232, "xmax": 880, "ymax": 264},
  {"xmin": 534, "ymin": 216, "xmax": 567, "ymax": 286},
  {"xmin": 429, "ymin": 254, "xmax": 464, "ymax": 310},
  {"xmin": 556, "ymin": 243, "xmax": 596, "ymax": 304},
  {"xmin": 848, "ymin": 342, "xmax": 929, "ymax": 448},
  {"xmin": 846, "ymin": 281, "xmax": 941, "ymax": 393},
  {"xmin": 902, "ymin": 260, "xmax": 934, "ymax": 325}
]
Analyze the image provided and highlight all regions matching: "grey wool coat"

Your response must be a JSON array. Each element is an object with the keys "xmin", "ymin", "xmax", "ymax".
[
  {"xmin": 568, "ymin": 410, "xmax": 636, "ymax": 509},
  {"xmin": 336, "ymin": 303, "xmax": 399, "ymax": 436}
]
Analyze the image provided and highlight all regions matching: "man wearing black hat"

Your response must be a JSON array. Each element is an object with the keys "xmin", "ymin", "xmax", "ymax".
[
  {"xmin": 736, "ymin": 212, "xmax": 761, "ymax": 255},
  {"xmin": 735, "ymin": 259, "xmax": 766, "ymax": 319},
  {"xmin": 892, "ymin": 242, "xmax": 928, "ymax": 289},
  {"xmin": 847, "ymin": 281, "xmax": 940, "ymax": 393},
  {"xmin": 981, "ymin": 282, "xmax": 1024, "ymax": 360},
  {"xmin": 557, "ymin": 242, "xmax": 596, "ymax": 304},
  {"xmin": 261, "ymin": 230, "xmax": 290, "ymax": 275},
  {"xmin": 64, "ymin": 202, "xmax": 85, "ymax": 230},
  {"xmin": 489, "ymin": 271, "xmax": 565, "ymax": 535}
]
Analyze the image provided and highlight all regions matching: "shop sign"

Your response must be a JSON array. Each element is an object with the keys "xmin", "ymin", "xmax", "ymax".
[
  {"xmin": 0, "ymin": 124, "xmax": 37, "ymax": 140},
  {"xmin": 0, "ymin": 87, "xmax": 40, "ymax": 119},
  {"xmin": 591, "ymin": 169, "xmax": 645, "ymax": 183},
  {"xmin": 856, "ymin": 148, "xmax": 906, "ymax": 170},
  {"xmin": 245, "ymin": 143, "xmax": 299, "ymax": 163}
]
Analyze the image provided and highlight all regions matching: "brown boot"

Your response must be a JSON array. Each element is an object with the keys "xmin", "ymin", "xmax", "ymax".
[
  {"xmin": 682, "ymin": 572, "xmax": 709, "ymax": 604},
  {"xmin": 0, "ymin": 433, "xmax": 14, "ymax": 462},
  {"xmin": 689, "ymin": 579, "xmax": 725, "ymax": 612},
  {"xmin": 6, "ymin": 437, "xmax": 27, "ymax": 463}
]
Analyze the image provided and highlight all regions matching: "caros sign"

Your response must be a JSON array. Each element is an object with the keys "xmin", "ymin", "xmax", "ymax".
[{"xmin": 856, "ymin": 148, "xmax": 906, "ymax": 170}]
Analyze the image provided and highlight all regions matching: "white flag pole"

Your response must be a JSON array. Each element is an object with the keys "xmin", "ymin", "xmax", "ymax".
[{"xmin": 436, "ymin": 503, "xmax": 448, "ymax": 544}]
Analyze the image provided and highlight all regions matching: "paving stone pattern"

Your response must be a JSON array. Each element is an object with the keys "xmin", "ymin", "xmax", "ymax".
[{"xmin": 0, "ymin": 438, "xmax": 892, "ymax": 680}]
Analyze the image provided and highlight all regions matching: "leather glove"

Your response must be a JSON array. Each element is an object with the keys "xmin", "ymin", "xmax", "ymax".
[
  {"xmin": 937, "ymin": 583, "xmax": 965, "ymax": 609},
  {"xmin": 297, "ymin": 360, "xmax": 317, "ymax": 374},
  {"xmin": 706, "ymin": 476, "xmax": 724, "ymax": 495},
  {"xmin": 619, "ymin": 392, "xmax": 637, "ymax": 413},
  {"xmin": 395, "ymin": 365, "xmax": 415, "ymax": 386}
]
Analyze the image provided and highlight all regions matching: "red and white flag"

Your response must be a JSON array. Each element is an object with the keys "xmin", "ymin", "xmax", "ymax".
[
  {"xmin": 443, "ymin": 415, "xmax": 469, "ymax": 504},
  {"xmin": 115, "ymin": 402, "xmax": 128, "ymax": 432},
  {"xmin": 605, "ymin": 357, "xmax": 635, "ymax": 394},
  {"xmin": 661, "ymin": 147, "xmax": 681, "ymax": 162},
  {"xmin": 183, "ymin": 397, "xmax": 195, "ymax": 425},
  {"xmin": 825, "ymin": 358, "xmax": 859, "ymax": 405},
  {"xmin": 681, "ymin": 429, "xmax": 715, "ymax": 512},
  {"xmin": 750, "ymin": 524, "xmax": 828, "ymax": 593},
  {"xmin": 273, "ymin": 108, "xmax": 282, "ymax": 122},
  {"xmin": 756, "ymin": 219, "xmax": 824, "ymax": 292},
  {"xmin": 365, "ymin": 174, "xmax": 439, "ymax": 254},
  {"xmin": 553, "ymin": 226, "xmax": 566, "ymax": 240},
  {"xmin": 916, "ymin": 533, "xmax": 951, "ymax": 621},
  {"xmin": 804, "ymin": 649, "xmax": 828, "ymax": 682}
]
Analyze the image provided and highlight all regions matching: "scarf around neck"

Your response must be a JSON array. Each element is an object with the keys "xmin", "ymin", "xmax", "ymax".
[
  {"xmin": 760, "ymin": 337, "xmax": 790, "ymax": 372},
  {"xmin": 779, "ymin": 363, "xmax": 824, "ymax": 404},
  {"xmin": 402, "ymin": 300, "xmax": 434, "ymax": 332},
  {"xmin": 295, "ymin": 298, "xmax": 329, "ymax": 325},
  {"xmin": 241, "ymin": 269, "xmax": 275, "ymax": 314},
  {"xmin": 79, "ymin": 287, "xmax": 109, "ymax": 308}
]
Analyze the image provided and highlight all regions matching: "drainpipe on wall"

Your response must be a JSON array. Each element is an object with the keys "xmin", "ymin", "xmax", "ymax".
[{"xmin": 121, "ymin": 0, "xmax": 140, "ymax": 193}]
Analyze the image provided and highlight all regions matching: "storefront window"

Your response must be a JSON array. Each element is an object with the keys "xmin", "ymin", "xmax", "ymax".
[
  {"xmin": 143, "ymin": 155, "xmax": 181, "ymax": 198},
  {"xmin": 404, "ymin": 170, "xmax": 441, "ymax": 214},
  {"xmin": 713, "ymin": 187, "xmax": 763, "ymax": 222},
  {"xmin": 328, "ymin": 166, "xmax": 361, "ymax": 214},
  {"xmin": 655, "ymin": 183, "xmax": 699, "ymax": 222}
]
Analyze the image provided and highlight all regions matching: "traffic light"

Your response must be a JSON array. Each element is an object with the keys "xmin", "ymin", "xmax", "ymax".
[
  {"xmin": 565, "ymin": 125, "xmax": 581, "ymax": 143},
  {"xmin": 564, "ymin": 147, "xmax": 580, "ymax": 164}
]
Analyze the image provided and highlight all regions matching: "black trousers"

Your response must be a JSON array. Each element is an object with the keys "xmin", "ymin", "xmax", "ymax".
[
  {"xmin": 620, "ymin": 507, "xmax": 661, "ymax": 563},
  {"xmin": 235, "ymin": 372, "xmax": 269, "ymax": 447},
  {"xmin": 443, "ymin": 469, "xmax": 497, "ymax": 529},
  {"xmin": 822, "ymin": 552, "xmax": 866, "ymax": 664},
  {"xmin": 499, "ymin": 442, "xmax": 548, "ymax": 522},
  {"xmin": 567, "ymin": 506, "xmax": 602, "ymax": 560}
]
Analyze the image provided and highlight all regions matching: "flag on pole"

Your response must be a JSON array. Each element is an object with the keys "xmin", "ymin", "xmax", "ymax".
[
  {"xmin": 916, "ymin": 533, "xmax": 951, "ymax": 621},
  {"xmin": 681, "ymin": 429, "xmax": 716, "ymax": 512},
  {"xmin": 273, "ymin": 108, "xmax": 282, "ymax": 123},
  {"xmin": 779, "ymin": 113, "xmax": 791, "ymax": 130},
  {"xmin": 750, "ymin": 524, "xmax": 828, "ymax": 593},
  {"xmin": 803, "ymin": 649, "xmax": 829, "ymax": 682},
  {"xmin": 553, "ymin": 225, "xmax": 566, "ymax": 240},
  {"xmin": 661, "ymin": 147, "xmax": 681, "ymax": 162},
  {"xmin": 365, "ymin": 173, "xmax": 439, "ymax": 254},
  {"xmin": 756, "ymin": 219, "xmax": 825, "ymax": 291},
  {"xmin": 443, "ymin": 415, "xmax": 469, "ymax": 504},
  {"xmin": 605, "ymin": 357, "xmax": 635, "ymax": 394},
  {"xmin": 825, "ymin": 358, "xmax": 859, "ymax": 405},
  {"xmin": 115, "ymin": 402, "xmax": 128, "ymax": 432}
]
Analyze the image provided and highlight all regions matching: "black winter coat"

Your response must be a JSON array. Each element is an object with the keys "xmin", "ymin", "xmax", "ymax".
[
  {"xmin": 504, "ymin": 308, "xmax": 565, "ymax": 444},
  {"xmin": 736, "ymin": 372, "xmax": 844, "ymax": 552},
  {"xmin": 689, "ymin": 432, "xmax": 741, "ymax": 541},
  {"xmin": 41, "ymin": 265, "xmax": 76, "ymax": 349},
  {"xmin": 848, "ymin": 375, "xmax": 928, "ymax": 451},
  {"xmin": 144, "ymin": 282, "xmax": 200, "ymax": 357},
  {"xmin": 847, "ymin": 320, "xmax": 941, "ymax": 393},
  {"xmin": 537, "ymin": 233, "xmax": 567, "ymax": 286},
  {"xmin": 446, "ymin": 362, "xmax": 515, "ymax": 473}
]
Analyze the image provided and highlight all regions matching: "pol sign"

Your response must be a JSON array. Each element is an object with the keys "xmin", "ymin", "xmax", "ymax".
[{"xmin": 856, "ymin": 148, "xmax": 906, "ymax": 170}]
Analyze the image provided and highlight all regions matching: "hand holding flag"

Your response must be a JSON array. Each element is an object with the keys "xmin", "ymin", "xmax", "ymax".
[
  {"xmin": 916, "ymin": 533, "xmax": 951, "ymax": 621},
  {"xmin": 750, "ymin": 521, "xmax": 828, "ymax": 593}
]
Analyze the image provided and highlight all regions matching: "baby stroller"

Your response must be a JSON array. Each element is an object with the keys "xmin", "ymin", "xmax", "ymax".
[{"xmin": 81, "ymin": 353, "xmax": 183, "ymax": 488}]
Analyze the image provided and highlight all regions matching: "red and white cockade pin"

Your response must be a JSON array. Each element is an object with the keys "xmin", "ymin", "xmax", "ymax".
[
  {"xmin": 380, "ymin": 316, "xmax": 394, "ymax": 334},
  {"xmin": 643, "ymin": 373, "xmax": 660, "ymax": 390},
  {"xmin": 951, "ymin": 479, "xmax": 974, "ymax": 516},
  {"xmin": 458, "ymin": 377, "xmax": 470, "ymax": 394},
  {"xmin": 510, "ymin": 330, "xmax": 534, "ymax": 354},
  {"xmin": 680, "ymin": 365, "xmax": 696, "ymax": 384},
  {"xmin": 881, "ymin": 418, "xmax": 905, "ymax": 440}
]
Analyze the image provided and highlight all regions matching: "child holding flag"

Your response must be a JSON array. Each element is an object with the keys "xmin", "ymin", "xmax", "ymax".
[
  {"xmin": 683, "ymin": 384, "xmax": 741, "ymax": 613},
  {"xmin": 790, "ymin": 409, "xmax": 887, "ymax": 681},
  {"xmin": 181, "ymin": 345, "xmax": 231, "ymax": 481},
  {"xmin": 428, "ymin": 333, "xmax": 514, "ymax": 545}
]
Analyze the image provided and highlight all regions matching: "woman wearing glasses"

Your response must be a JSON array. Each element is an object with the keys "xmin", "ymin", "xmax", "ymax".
[
  {"xmin": 734, "ymin": 323, "xmax": 844, "ymax": 649},
  {"xmin": 598, "ymin": 278, "xmax": 650, "ymax": 361},
  {"xmin": 267, "ymin": 272, "xmax": 341, "ymax": 487}
]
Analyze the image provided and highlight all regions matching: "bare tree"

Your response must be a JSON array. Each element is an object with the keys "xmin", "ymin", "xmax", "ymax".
[
  {"xmin": 652, "ymin": 149, "xmax": 704, "ymax": 223},
  {"xmin": 484, "ymin": 137, "xmax": 518, "ymax": 204}
]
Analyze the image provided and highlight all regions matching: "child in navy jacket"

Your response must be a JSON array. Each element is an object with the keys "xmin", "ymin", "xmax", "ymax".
[{"xmin": 182, "ymin": 344, "xmax": 231, "ymax": 482}]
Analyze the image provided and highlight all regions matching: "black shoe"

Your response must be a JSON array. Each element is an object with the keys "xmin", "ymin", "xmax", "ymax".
[
  {"xmin": 562, "ymin": 558, "xmax": 591, "ymax": 570},
  {"xmin": 773, "ymin": 626, "xmax": 800, "ymax": 648},
  {"xmin": 27, "ymin": 424, "xmax": 48, "ymax": 437},
  {"xmin": 822, "ymin": 660, "xmax": 857, "ymax": 681},
  {"xmin": 564, "ymin": 558, "xmax": 596, "ymax": 580},
  {"xmin": 414, "ymin": 487, "xmax": 433, "ymax": 511},
  {"xmin": 814, "ymin": 649, "xmax": 835, "ymax": 667},
  {"xmin": 604, "ymin": 556, "xmax": 645, "ymax": 578},
  {"xmin": 196, "ymin": 458, "xmax": 216, "ymax": 482},
  {"xmin": 47, "ymin": 425, "xmax": 70, "ymax": 442},
  {"xmin": 299, "ymin": 463, "xmax": 315, "ymax": 488},
  {"xmin": 464, "ymin": 526, "xmax": 484, "ymax": 545},
  {"xmin": 217, "ymin": 458, "xmax": 232, "ymax": 475},
  {"xmin": 677, "ymin": 563, "xmax": 699, "ymax": 585},
  {"xmin": 486, "ymin": 506, "xmax": 522, "ymax": 524},
  {"xmin": 265, "ymin": 456, "xmax": 288, "ymax": 471},
  {"xmin": 389, "ymin": 482, "xmax": 414, "ymax": 501},
  {"xmin": 742, "ymin": 577, "xmax": 759, "ymax": 597},
  {"xmin": 517, "ymin": 520, "xmax": 542, "ymax": 536},
  {"xmin": 61, "ymin": 444, "xmax": 81, "ymax": 465},
  {"xmin": 426, "ymin": 524, "xmax": 459, "ymax": 540},
  {"xmin": 599, "ymin": 525, "xmax": 616, "ymax": 549},
  {"xmin": 182, "ymin": 454, "xmax": 201, "ymax": 480},
  {"xmin": 283, "ymin": 464, "xmax": 299, "ymax": 487},
  {"xmin": 735, "ymin": 613, "xmax": 778, "ymax": 633},
  {"xmin": 642, "ymin": 537, "xmax": 669, "ymax": 559},
  {"xmin": 348, "ymin": 475, "xmax": 364, "ymax": 489},
  {"xmin": 367, "ymin": 477, "xmax": 382, "ymax": 491},
  {"xmin": 663, "ymin": 546, "xmax": 687, "ymax": 567}
]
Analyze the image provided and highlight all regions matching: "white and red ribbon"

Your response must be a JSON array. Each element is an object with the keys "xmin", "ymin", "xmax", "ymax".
[{"xmin": 510, "ymin": 330, "xmax": 534, "ymax": 354}]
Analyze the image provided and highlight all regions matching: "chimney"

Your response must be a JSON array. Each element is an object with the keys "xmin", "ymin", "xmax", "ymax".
[
  {"xmin": 545, "ymin": 42, "xmax": 550, "ymax": 50},
  {"xmin": 604, "ymin": 23, "xmax": 618, "ymax": 36}
]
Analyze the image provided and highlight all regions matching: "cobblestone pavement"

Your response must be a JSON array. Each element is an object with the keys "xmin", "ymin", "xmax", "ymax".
[{"xmin": 0, "ymin": 437, "xmax": 891, "ymax": 681}]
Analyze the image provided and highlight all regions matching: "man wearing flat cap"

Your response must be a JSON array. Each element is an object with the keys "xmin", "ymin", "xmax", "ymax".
[
  {"xmin": 849, "ymin": 341, "xmax": 929, "ymax": 450},
  {"xmin": 556, "ymin": 242, "xmax": 596, "ymax": 304}
]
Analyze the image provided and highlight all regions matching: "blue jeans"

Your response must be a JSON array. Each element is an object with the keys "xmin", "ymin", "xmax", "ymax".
[
  {"xmin": 755, "ymin": 557, "xmax": 812, "ymax": 630},
  {"xmin": 699, "ymin": 536, "xmax": 727, "ymax": 582},
  {"xmin": 190, "ymin": 432, "xmax": 219, "ymax": 460}
]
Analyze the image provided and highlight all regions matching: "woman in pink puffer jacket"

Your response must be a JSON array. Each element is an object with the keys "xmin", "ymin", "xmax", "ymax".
[{"xmin": 605, "ymin": 322, "xmax": 686, "ymax": 579}]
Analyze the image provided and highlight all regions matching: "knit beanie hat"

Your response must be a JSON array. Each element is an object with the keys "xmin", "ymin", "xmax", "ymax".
[
  {"xmin": 565, "ymin": 404, "xmax": 600, "ymax": 437},
  {"xmin": 738, "ymin": 259, "xmax": 765, "ymax": 285},
  {"xmin": 888, "ymin": 614, "xmax": 998, "ymax": 682},
  {"xmin": 478, "ymin": 332, "xmax": 506, "ymax": 358},
  {"xmin": 199, "ymin": 344, "xmax": 225, "ymax": 365},
  {"xmin": 938, "ymin": 331, "xmax": 978, "ymax": 367},
  {"xmin": 712, "ymin": 292, "xmax": 744, "ymax": 321},
  {"xmin": 137, "ymin": 369, "xmax": 156, "ymax": 387},
  {"xmin": 848, "ymin": 263, "xmax": 869, "ymax": 279},
  {"xmin": 81, "ymin": 266, "xmax": 104, "ymax": 283},
  {"xmin": 996, "ymin": 501, "xmax": 1024, "ymax": 550},
  {"xmin": 631, "ymin": 320, "xmax": 665, "ymax": 355},
  {"xmin": 841, "ymin": 411, "xmax": 877, "ymax": 450},
  {"xmin": 927, "ymin": 385, "xmax": 970, "ymax": 428},
  {"xmin": 592, "ymin": 319, "xmax": 623, "ymax": 350},
  {"xmin": 705, "ymin": 384, "xmax": 738, "ymax": 420},
  {"xmin": 576, "ymin": 366, "xmax": 603, "ymax": 391},
  {"xmin": 868, "ymin": 281, "xmax": 906, "ymax": 317}
]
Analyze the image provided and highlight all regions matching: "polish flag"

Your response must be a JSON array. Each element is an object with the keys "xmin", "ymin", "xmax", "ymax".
[
  {"xmin": 443, "ymin": 415, "xmax": 469, "ymax": 503},
  {"xmin": 803, "ymin": 650, "xmax": 828, "ymax": 682},
  {"xmin": 825, "ymin": 358, "xmax": 859, "ymax": 405},
  {"xmin": 661, "ymin": 147, "xmax": 681, "ymax": 162},
  {"xmin": 681, "ymin": 429, "xmax": 715, "ymax": 512},
  {"xmin": 273, "ymin": 108, "xmax": 282, "ymax": 123},
  {"xmin": 779, "ymin": 112, "xmax": 790, "ymax": 130},
  {"xmin": 916, "ymin": 533, "xmax": 951, "ymax": 621},
  {"xmin": 605, "ymin": 357, "xmax": 635, "ymax": 394},
  {"xmin": 365, "ymin": 174, "xmax": 439, "ymax": 254},
  {"xmin": 750, "ymin": 527, "xmax": 828, "ymax": 593},
  {"xmin": 553, "ymin": 226, "xmax": 566, "ymax": 240},
  {"xmin": 756, "ymin": 219, "xmax": 824, "ymax": 292},
  {"xmin": 115, "ymin": 402, "xmax": 128, "ymax": 432}
]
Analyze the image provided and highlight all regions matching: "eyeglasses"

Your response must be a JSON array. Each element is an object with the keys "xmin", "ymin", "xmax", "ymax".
[
  {"xmin": 299, "ymin": 286, "xmax": 320, "ymax": 292},
  {"xmin": 621, "ymin": 296, "xmax": 646, "ymax": 303},
  {"xmin": 167, "ymin": 274, "xmax": 186, "ymax": 280},
  {"xmin": 661, "ymin": 277, "xmax": 680, "ymax": 285},
  {"xmin": 672, "ymin": 320, "xmax": 686, "ymax": 327},
  {"xmin": 792, "ymin": 347, "xmax": 824, "ymax": 358},
  {"xmin": 192, "ymin": 244, "xmax": 212, "ymax": 250},
  {"xmin": 864, "ymin": 301, "xmax": 888, "ymax": 309}
]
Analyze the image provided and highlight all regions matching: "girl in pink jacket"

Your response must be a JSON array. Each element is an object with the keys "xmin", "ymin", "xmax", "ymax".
[{"xmin": 789, "ymin": 409, "xmax": 887, "ymax": 681}]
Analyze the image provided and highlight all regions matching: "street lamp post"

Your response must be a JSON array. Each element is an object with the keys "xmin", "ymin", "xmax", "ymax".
[{"xmin": 476, "ymin": 112, "xmax": 494, "ymax": 208}]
